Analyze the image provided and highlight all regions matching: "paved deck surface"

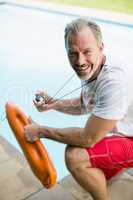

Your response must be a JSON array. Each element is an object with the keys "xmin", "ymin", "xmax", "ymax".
[{"xmin": 0, "ymin": 136, "xmax": 76, "ymax": 200}]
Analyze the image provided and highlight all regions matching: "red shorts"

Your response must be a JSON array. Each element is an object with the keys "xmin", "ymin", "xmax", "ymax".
[{"xmin": 85, "ymin": 135, "xmax": 133, "ymax": 180}]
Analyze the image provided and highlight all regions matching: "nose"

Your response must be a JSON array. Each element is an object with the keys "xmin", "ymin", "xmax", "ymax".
[{"xmin": 76, "ymin": 53, "xmax": 86, "ymax": 66}]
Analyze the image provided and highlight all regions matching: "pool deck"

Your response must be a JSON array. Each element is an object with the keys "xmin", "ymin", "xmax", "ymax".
[
  {"xmin": 1, "ymin": 1, "xmax": 133, "ymax": 199},
  {"xmin": 0, "ymin": 136, "xmax": 75, "ymax": 200}
]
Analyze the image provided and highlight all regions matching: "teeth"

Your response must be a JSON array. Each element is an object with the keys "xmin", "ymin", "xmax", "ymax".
[
  {"xmin": 79, "ymin": 66, "xmax": 88, "ymax": 69},
  {"xmin": 75, "ymin": 66, "xmax": 91, "ymax": 73},
  {"xmin": 80, "ymin": 67, "xmax": 88, "ymax": 71},
  {"xmin": 84, "ymin": 67, "xmax": 88, "ymax": 70}
]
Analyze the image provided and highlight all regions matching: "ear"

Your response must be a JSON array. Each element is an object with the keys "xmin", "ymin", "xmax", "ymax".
[{"xmin": 99, "ymin": 42, "xmax": 104, "ymax": 52}]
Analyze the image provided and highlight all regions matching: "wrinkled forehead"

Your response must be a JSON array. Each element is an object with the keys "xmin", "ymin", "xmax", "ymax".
[{"xmin": 66, "ymin": 27, "xmax": 98, "ymax": 51}]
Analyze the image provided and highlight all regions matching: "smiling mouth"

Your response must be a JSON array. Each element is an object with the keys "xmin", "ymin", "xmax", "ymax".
[{"xmin": 76, "ymin": 65, "xmax": 92, "ymax": 75}]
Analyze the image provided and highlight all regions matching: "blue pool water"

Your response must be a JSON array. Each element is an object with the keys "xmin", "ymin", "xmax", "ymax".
[{"xmin": 0, "ymin": 2, "xmax": 133, "ymax": 180}]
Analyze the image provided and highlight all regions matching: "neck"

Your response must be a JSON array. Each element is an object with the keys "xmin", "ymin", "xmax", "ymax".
[{"xmin": 88, "ymin": 55, "xmax": 106, "ymax": 83}]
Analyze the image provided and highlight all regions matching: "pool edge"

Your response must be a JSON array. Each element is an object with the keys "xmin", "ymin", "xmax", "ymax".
[{"xmin": 2, "ymin": 0, "xmax": 133, "ymax": 29}]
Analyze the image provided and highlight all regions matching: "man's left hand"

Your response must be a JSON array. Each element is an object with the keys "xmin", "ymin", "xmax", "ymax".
[{"xmin": 24, "ymin": 118, "xmax": 41, "ymax": 142}]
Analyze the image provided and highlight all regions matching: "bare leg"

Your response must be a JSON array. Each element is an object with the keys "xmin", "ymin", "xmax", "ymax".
[{"xmin": 65, "ymin": 146, "xmax": 110, "ymax": 200}]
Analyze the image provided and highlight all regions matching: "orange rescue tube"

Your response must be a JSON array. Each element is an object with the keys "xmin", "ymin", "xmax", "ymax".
[{"xmin": 6, "ymin": 102, "xmax": 57, "ymax": 188}]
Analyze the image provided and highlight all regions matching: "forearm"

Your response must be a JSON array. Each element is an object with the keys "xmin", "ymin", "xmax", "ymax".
[
  {"xmin": 53, "ymin": 98, "xmax": 85, "ymax": 115},
  {"xmin": 39, "ymin": 125, "xmax": 92, "ymax": 147}
]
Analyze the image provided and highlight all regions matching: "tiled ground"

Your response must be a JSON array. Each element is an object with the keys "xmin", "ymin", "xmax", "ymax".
[
  {"xmin": 60, "ymin": 172, "xmax": 133, "ymax": 200},
  {"xmin": 0, "ymin": 136, "xmax": 76, "ymax": 200}
]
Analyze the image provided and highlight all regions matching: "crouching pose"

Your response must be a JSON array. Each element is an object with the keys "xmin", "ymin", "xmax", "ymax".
[{"xmin": 24, "ymin": 18, "xmax": 133, "ymax": 200}]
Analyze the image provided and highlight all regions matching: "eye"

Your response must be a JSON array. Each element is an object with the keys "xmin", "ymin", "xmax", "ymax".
[
  {"xmin": 68, "ymin": 52, "xmax": 77, "ymax": 57},
  {"xmin": 84, "ymin": 50, "xmax": 92, "ymax": 55}
]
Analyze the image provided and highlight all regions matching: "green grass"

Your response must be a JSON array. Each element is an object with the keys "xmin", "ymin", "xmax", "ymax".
[{"xmin": 43, "ymin": 0, "xmax": 133, "ymax": 14}]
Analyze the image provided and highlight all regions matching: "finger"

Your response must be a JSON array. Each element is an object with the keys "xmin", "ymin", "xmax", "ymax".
[
  {"xmin": 36, "ymin": 90, "xmax": 43, "ymax": 94},
  {"xmin": 33, "ymin": 101, "xmax": 43, "ymax": 112},
  {"xmin": 29, "ymin": 137, "xmax": 38, "ymax": 142},
  {"xmin": 24, "ymin": 130, "xmax": 38, "ymax": 143},
  {"xmin": 45, "ymin": 96, "xmax": 52, "ymax": 104},
  {"xmin": 35, "ymin": 90, "xmax": 45, "ymax": 96},
  {"xmin": 25, "ymin": 134, "xmax": 35, "ymax": 143},
  {"xmin": 41, "ymin": 104, "xmax": 52, "ymax": 110},
  {"xmin": 36, "ymin": 103, "xmax": 46, "ymax": 110},
  {"xmin": 28, "ymin": 116, "xmax": 33, "ymax": 124},
  {"xmin": 33, "ymin": 98, "xmax": 43, "ymax": 105},
  {"xmin": 33, "ymin": 100, "xmax": 45, "ymax": 108},
  {"xmin": 33, "ymin": 99, "xmax": 38, "ymax": 106},
  {"xmin": 24, "ymin": 129, "xmax": 31, "ymax": 141}
]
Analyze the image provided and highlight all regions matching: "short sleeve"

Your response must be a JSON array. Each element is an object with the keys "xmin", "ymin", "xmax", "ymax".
[{"xmin": 92, "ymin": 79, "xmax": 128, "ymax": 120}]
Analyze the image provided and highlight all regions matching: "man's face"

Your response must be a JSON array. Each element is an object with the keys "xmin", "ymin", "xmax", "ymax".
[{"xmin": 66, "ymin": 27, "xmax": 104, "ymax": 80}]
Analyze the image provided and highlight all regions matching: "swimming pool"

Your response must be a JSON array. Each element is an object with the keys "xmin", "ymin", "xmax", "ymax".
[{"xmin": 0, "ymin": 1, "xmax": 133, "ymax": 181}]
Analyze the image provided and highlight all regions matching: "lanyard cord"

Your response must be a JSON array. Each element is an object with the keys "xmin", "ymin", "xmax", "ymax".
[
  {"xmin": 0, "ymin": 73, "xmax": 94, "ymax": 121},
  {"xmin": 47, "ymin": 60, "xmax": 107, "ymax": 103},
  {"xmin": 54, "ymin": 77, "xmax": 97, "ymax": 101},
  {"xmin": 47, "ymin": 74, "xmax": 97, "ymax": 104},
  {"xmin": 1, "ymin": 63, "xmax": 106, "ymax": 121},
  {"xmin": 47, "ymin": 74, "xmax": 75, "ymax": 103}
]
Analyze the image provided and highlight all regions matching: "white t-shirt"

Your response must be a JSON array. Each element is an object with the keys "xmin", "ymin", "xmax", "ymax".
[{"xmin": 81, "ymin": 54, "xmax": 133, "ymax": 136}]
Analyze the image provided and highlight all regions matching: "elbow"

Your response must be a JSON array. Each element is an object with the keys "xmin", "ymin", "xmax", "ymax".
[
  {"xmin": 85, "ymin": 136, "xmax": 103, "ymax": 148},
  {"xmin": 83, "ymin": 137, "xmax": 95, "ymax": 148}
]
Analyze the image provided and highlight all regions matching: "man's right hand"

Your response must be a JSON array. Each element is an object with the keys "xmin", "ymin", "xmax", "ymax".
[{"xmin": 33, "ymin": 90, "xmax": 57, "ymax": 112}]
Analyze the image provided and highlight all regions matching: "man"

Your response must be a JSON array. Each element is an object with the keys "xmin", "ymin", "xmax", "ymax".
[{"xmin": 24, "ymin": 18, "xmax": 133, "ymax": 200}]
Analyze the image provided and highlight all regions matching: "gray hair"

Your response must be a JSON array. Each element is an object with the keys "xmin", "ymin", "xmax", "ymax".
[{"xmin": 64, "ymin": 18, "xmax": 103, "ymax": 48}]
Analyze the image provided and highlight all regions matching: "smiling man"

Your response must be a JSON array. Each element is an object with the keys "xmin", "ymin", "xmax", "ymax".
[{"xmin": 24, "ymin": 18, "xmax": 133, "ymax": 200}]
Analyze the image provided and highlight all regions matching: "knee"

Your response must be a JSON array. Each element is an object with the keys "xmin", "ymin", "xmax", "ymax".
[
  {"xmin": 65, "ymin": 146, "xmax": 77, "ymax": 171},
  {"xmin": 65, "ymin": 145, "xmax": 91, "ymax": 173}
]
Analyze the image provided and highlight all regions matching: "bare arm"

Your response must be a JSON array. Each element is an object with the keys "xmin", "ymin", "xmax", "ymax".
[
  {"xmin": 53, "ymin": 97, "xmax": 85, "ymax": 115},
  {"xmin": 38, "ymin": 114, "xmax": 118, "ymax": 147},
  {"xmin": 34, "ymin": 91, "xmax": 86, "ymax": 115}
]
